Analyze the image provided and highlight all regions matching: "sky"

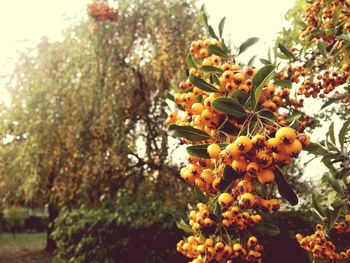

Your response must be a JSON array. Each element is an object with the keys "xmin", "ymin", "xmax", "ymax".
[{"xmin": 0, "ymin": 0, "xmax": 330, "ymax": 180}]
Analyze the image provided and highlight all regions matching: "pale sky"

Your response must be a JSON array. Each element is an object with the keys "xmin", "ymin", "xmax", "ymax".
[{"xmin": 0, "ymin": 0, "xmax": 331, "ymax": 180}]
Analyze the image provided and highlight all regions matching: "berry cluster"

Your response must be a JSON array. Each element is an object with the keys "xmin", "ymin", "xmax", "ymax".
[
  {"xmin": 177, "ymin": 235, "xmax": 263, "ymax": 263},
  {"xmin": 296, "ymin": 221, "xmax": 350, "ymax": 262},
  {"xmin": 179, "ymin": 128, "xmax": 309, "ymax": 199},
  {"xmin": 87, "ymin": 1, "xmax": 117, "ymax": 22},
  {"xmin": 166, "ymin": 31, "xmax": 312, "ymax": 261},
  {"xmin": 299, "ymin": 0, "xmax": 349, "ymax": 44}
]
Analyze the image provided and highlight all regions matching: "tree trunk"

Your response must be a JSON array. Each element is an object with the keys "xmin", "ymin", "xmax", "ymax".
[{"xmin": 45, "ymin": 203, "xmax": 59, "ymax": 253}]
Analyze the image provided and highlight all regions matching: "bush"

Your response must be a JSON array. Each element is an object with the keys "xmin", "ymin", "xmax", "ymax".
[
  {"xmin": 3, "ymin": 206, "xmax": 28, "ymax": 235},
  {"xmin": 52, "ymin": 201, "xmax": 187, "ymax": 263}
]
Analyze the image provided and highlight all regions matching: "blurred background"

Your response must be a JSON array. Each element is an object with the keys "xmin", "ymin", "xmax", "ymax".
[{"xmin": 0, "ymin": 0, "xmax": 325, "ymax": 262}]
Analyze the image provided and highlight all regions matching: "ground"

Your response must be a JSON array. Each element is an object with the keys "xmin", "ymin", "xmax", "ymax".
[{"xmin": 0, "ymin": 233, "xmax": 51, "ymax": 263}]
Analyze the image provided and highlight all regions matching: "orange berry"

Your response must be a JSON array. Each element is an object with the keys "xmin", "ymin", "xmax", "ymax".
[
  {"xmin": 207, "ymin": 143, "xmax": 221, "ymax": 159},
  {"xmin": 258, "ymin": 169, "xmax": 275, "ymax": 184},
  {"xmin": 276, "ymin": 127, "xmax": 296, "ymax": 145},
  {"xmin": 218, "ymin": 193, "xmax": 234, "ymax": 208},
  {"xmin": 246, "ymin": 162, "xmax": 261, "ymax": 177},
  {"xmin": 234, "ymin": 136, "xmax": 252, "ymax": 153}
]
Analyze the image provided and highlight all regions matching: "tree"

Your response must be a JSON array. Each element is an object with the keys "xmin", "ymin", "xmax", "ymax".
[{"xmin": 0, "ymin": 0, "xmax": 201, "ymax": 252}]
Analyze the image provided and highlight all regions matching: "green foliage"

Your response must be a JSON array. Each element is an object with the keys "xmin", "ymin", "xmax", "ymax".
[
  {"xmin": 52, "ymin": 200, "xmax": 185, "ymax": 263},
  {"xmin": 3, "ymin": 206, "xmax": 28, "ymax": 233}
]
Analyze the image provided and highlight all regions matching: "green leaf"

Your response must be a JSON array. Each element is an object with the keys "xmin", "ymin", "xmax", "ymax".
[
  {"xmin": 248, "ymin": 55, "xmax": 257, "ymax": 66},
  {"xmin": 304, "ymin": 142, "xmax": 328, "ymax": 156},
  {"xmin": 274, "ymin": 79, "xmax": 292, "ymax": 88},
  {"xmin": 218, "ymin": 17, "xmax": 226, "ymax": 38},
  {"xmin": 207, "ymin": 45, "xmax": 227, "ymax": 57},
  {"xmin": 176, "ymin": 219, "xmax": 193, "ymax": 233},
  {"xmin": 199, "ymin": 5, "xmax": 208, "ymax": 29},
  {"xmin": 310, "ymin": 208, "xmax": 324, "ymax": 222},
  {"xmin": 189, "ymin": 74, "xmax": 217, "ymax": 93},
  {"xmin": 218, "ymin": 165, "xmax": 242, "ymax": 192},
  {"xmin": 195, "ymin": 188, "xmax": 208, "ymax": 203},
  {"xmin": 318, "ymin": 39, "xmax": 327, "ymax": 58},
  {"xmin": 259, "ymin": 58, "xmax": 271, "ymax": 65},
  {"xmin": 277, "ymin": 43, "xmax": 294, "ymax": 59},
  {"xmin": 164, "ymin": 90, "xmax": 175, "ymax": 102},
  {"xmin": 212, "ymin": 97, "xmax": 246, "ymax": 117},
  {"xmin": 327, "ymin": 203, "xmax": 343, "ymax": 231},
  {"xmin": 275, "ymin": 168, "xmax": 298, "ymax": 206},
  {"xmin": 258, "ymin": 109, "xmax": 275, "ymax": 123},
  {"xmin": 286, "ymin": 111, "xmax": 302, "ymax": 125},
  {"xmin": 250, "ymin": 65, "xmax": 276, "ymax": 109},
  {"xmin": 253, "ymin": 222, "xmax": 280, "ymax": 236},
  {"xmin": 212, "ymin": 74, "xmax": 221, "ymax": 86},
  {"xmin": 199, "ymin": 65, "xmax": 224, "ymax": 74},
  {"xmin": 219, "ymin": 121, "xmax": 240, "ymax": 135},
  {"xmin": 186, "ymin": 54, "xmax": 197, "ymax": 69},
  {"xmin": 168, "ymin": 124, "xmax": 211, "ymax": 142},
  {"xmin": 208, "ymin": 25, "xmax": 219, "ymax": 40},
  {"xmin": 326, "ymin": 122, "xmax": 336, "ymax": 145},
  {"xmin": 321, "ymin": 93, "xmax": 347, "ymax": 109},
  {"xmin": 325, "ymin": 173, "xmax": 343, "ymax": 194},
  {"xmin": 339, "ymin": 118, "xmax": 350, "ymax": 150},
  {"xmin": 341, "ymin": 33, "xmax": 350, "ymax": 42},
  {"xmin": 186, "ymin": 143, "xmax": 227, "ymax": 159},
  {"xmin": 238, "ymin": 37, "xmax": 259, "ymax": 55},
  {"xmin": 312, "ymin": 192, "xmax": 325, "ymax": 216}
]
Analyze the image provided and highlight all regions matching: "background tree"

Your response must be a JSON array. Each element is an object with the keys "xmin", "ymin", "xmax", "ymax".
[{"xmin": 0, "ymin": 0, "xmax": 201, "ymax": 252}]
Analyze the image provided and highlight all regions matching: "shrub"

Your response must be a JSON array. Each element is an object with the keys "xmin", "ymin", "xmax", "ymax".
[{"xmin": 52, "ymin": 201, "xmax": 186, "ymax": 263}]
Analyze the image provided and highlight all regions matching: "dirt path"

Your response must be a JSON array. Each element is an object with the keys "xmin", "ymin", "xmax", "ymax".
[{"xmin": 0, "ymin": 248, "xmax": 51, "ymax": 263}]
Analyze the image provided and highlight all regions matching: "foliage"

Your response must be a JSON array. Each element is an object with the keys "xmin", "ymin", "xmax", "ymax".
[
  {"xmin": 3, "ymin": 206, "xmax": 28, "ymax": 235},
  {"xmin": 52, "ymin": 200, "xmax": 185, "ymax": 263}
]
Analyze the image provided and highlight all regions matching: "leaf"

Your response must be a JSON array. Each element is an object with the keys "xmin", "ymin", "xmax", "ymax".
[
  {"xmin": 212, "ymin": 74, "xmax": 221, "ymax": 86},
  {"xmin": 212, "ymin": 97, "xmax": 246, "ymax": 117},
  {"xmin": 250, "ymin": 65, "xmax": 276, "ymax": 109},
  {"xmin": 195, "ymin": 188, "xmax": 208, "ymax": 203},
  {"xmin": 168, "ymin": 124, "xmax": 211, "ymax": 142},
  {"xmin": 199, "ymin": 4, "xmax": 208, "ymax": 29},
  {"xmin": 327, "ymin": 203, "xmax": 343, "ymax": 231},
  {"xmin": 208, "ymin": 25, "xmax": 219, "ymax": 40},
  {"xmin": 189, "ymin": 74, "xmax": 217, "ymax": 93},
  {"xmin": 248, "ymin": 55, "xmax": 257, "ymax": 66},
  {"xmin": 304, "ymin": 142, "xmax": 328, "ymax": 156},
  {"xmin": 218, "ymin": 17, "xmax": 226, "ymax": 38},
  {"xmin": 258, "ymin": 109, "xmax": 275, "ymax": 123},
  {"xmin": 207, "ymin": 45, "xmax": 227, "ymax": 57},
  {"xmin": 219, "ymin": 121, "xmax": 240, "ymax": 135},
  {"xmin": 275, "ymin": 168, "xmax": 298, "ymax": 206},
  {"xmin": 326, "ymin": 122, "xmax": 336, "ymax": 145},
  {"xmin": 199, "ymin": 65, "xmax": 224, "ymax": 74},
  {"xmin": 339, "ymin": 118, "xmax": 350, "ymax": 150},
  {"xmin": 312, "ymin": 192, "xmax": 325, "ymax": 216},
  {"xmin": 325, "ymin": 173, "xmax": 343, "ymax": 194},
  {"xmin": 341, "ymin": 33, "xmax": 350, "ymax": 42},
  {"xmin": 274, "ymin": 79, "xmax": 292, "ymax": 88},
  {"xmin": 176, "ymin": 219, "xmax": 193, "ymax": 233},
  {"xmin": 259, "ymin": 59, "xmax": 271, "ymax": 65},
  {"xmin": 238, "ymin": 37, "xmax": 259, "ymax": 55},
  {"xmin": 186, "ymin": 143, "xmax": 227, "ymax": 159},
  {"xmin": 285, "ymin": 111, "xmax": 302, "ymax": 125},
  {"xmin": 253, "ymin": 222, "xmax": 280, "ymax": 236},
  {"xmin": 318, "ymin": 39, "xmax": 327, "ymax": 58},
  {"xmin": 186, "ymin": 54, "xmax": 197, "ymax": 69},
  {"xmin": 310, "ymin": 208, "xmax": 324, "ymax": 222},
  {"xmin": 164, "ymin": 90, "xmax": 175, "ymax": 102},
  {"xmin": 218, "ymin": 165, "xmax": 242, "ymax": 192},
  {"xmin": 277, "ymin": 43, "xmax": 294, "ymax": 59}
]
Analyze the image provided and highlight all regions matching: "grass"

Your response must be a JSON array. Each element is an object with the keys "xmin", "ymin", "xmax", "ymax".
[{"xmin": 0, "ymin": 232, "xmax": 51, "ymax": 263}]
